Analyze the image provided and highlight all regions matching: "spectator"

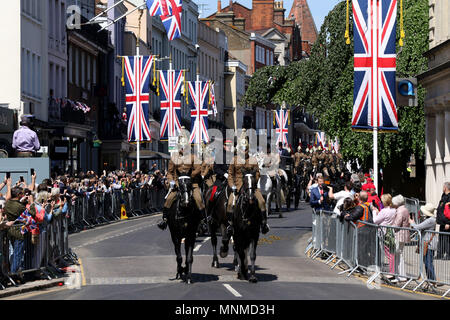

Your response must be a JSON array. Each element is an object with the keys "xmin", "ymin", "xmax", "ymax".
[
  {"xmin": 343, "ymin": 191, "xmax": 373, "ymax": 226},
  {"xmin": 350, "ymin": 173, "xmax": 362, "ymax": 194},
  {"xmin": 366, "ymin": 183, "xmax": 382, "ymax": 210},
  {"xmin": 436, "ymin": 182, "xmax": 450, "ymax": 260},
  {"xmin": 391, "ymin": 195, "xmax": 410, "ymax": 283},
  {"xmin": 149, "ymin": 163, "xmax": 158, "ymax": 174},
  {"xmin": 12, "ymin": 115, "xmax": 40, "ymax": 157},
  {"xmin": 3, "ymin": 186, "xmax": 27, "ymax": 275},
  {"xmin": 330, "ymin": 181, "xmax": 353, "ymax": 215},
  {"xmin": 409, "ymin": 203, "xmax": 439, "ymax": 288},
  {"xmin": 309, "ymin": 175, "xmax": 331, "ymax": 211},
  {"xmin": 373, "ymin": 194, "xmax": 396, "ymax": 277}
]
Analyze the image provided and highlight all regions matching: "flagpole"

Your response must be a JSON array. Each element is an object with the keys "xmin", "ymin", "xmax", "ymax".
[
  {"xmin": 372, "ymin": 0, "xmax": 378, "ymax": 194},
  {"xmin": 196, "ymin": 72, "xmax": 201, "ymax": 158},
  {"xmin": 136, "ymin": 8, "xmax": 143, "ymax": 173}
]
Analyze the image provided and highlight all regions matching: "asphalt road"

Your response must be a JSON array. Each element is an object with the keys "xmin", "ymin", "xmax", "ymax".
[{"xmin": 7, "ymin": 202, "xmax": 437, "ymax": 301}]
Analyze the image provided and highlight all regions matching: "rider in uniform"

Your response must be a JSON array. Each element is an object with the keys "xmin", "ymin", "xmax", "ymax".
[
  {"xmin": 157, "ymin": 130, "xmax": 207, "ymax": 230},
  {"xmin": 293, "ymin": 145, "xmax": 308, "ymax": 209},
  {"xmin": 226, "ymin": 130, "xmax": 269, "ymax": 236}
]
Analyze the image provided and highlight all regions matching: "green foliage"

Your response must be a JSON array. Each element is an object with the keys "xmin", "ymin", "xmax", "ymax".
[{"xmin": 243, "ymin": 0, "xmax": 428, "ymax": 170}]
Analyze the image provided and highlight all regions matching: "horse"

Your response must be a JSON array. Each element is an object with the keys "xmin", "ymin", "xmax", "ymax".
[
  {"xmin": 232, "ymin": 172, "xmax": 261, "ymax": 283},
  {"xmin": 204, "ymin": 178, "xmax": 233, "ymax": 268},
  {"xmin": 266, "ymin": 170, "xmax": 288, "ymax": 218},
  {"xmin": 167, "ymin": 176, "xmax": 201, "ymax": 284}
]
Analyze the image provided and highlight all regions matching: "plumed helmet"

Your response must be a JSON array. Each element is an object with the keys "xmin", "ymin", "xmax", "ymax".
[{"xmin": 239, "ymin": 129, "xmax": 249, "ymax": 150}]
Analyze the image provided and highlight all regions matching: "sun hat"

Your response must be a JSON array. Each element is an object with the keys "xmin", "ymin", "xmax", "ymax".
[{"xmin": 420, "ymin": 203, "xmax": 436, "ymax": 217}]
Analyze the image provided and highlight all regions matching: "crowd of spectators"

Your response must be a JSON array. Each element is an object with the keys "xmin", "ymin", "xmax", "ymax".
[
  {"xmin": 307, "ymin": 171, "xmax": 450, "ymax": 288},
  {"xmin": 0, "ymin": 164, "xmax": 167, "ymax": 282}
]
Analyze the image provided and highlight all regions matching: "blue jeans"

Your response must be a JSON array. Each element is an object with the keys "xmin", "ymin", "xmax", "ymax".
[
  {"xmin": 9, "ymin": 239, "xmax": 25, "ymax": 274},
  {"xmin": 424, "ymin": 249, "xmax": 436, "ymax": 281}
]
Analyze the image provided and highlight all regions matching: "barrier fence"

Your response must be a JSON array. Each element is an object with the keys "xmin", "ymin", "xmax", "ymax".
[
  {"xmin": 0, "ymin": 186, "xmax": 166, "ymax": 290},
  {"xmin": 307, "ymin": 209, "xmax": 450, "ymax": 297}
]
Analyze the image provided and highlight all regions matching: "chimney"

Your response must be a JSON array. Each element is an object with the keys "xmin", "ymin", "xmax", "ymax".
[
  {"xmin": 229, "ymin": 0, "xmax": 233, "ymax": 10},
  {"xmin": 274, "ymin": 1, "xmax": 285, "ymax": 25},
  {"xmin": 218, "ymin": 0, "xmax": 221, "ymax": 13}
]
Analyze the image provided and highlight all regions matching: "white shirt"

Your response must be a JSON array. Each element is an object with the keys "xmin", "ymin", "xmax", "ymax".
[{"xmin": 333, "ymin": 190, "xmax": 353, "ymax": 215}]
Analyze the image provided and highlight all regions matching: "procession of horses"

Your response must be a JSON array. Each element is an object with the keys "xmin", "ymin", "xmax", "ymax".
[{"xmin": 157, "ymin": 130, "xmax": 348, "ymax": 284}]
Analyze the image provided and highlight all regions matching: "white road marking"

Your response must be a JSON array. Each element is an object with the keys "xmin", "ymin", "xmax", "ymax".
[
  {"xmin": 194, "ymin": 237, "xmax": 211, "ymax": 252},
  {"xmin": 223, "ymin": 284, "xmax": 242, "ymax": 298}
]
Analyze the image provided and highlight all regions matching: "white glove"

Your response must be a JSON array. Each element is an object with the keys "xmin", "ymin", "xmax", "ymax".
[
  {"xmin": 224, "ymin": 173, "xmax": 228, "ymax": 179},
  {"xmin": 170, "ymin": 180, "xmax": 176, "ymax": 188}
]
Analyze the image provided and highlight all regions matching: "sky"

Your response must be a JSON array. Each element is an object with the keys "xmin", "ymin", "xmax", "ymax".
[{"xmin": 196, "ymin": 0, "xmax": 343, "ymax": 31}]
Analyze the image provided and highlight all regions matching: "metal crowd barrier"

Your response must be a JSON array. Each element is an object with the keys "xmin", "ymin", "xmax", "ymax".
[
  {"xmin": 308, "ymin": 209, "xmax": 450, "ymax": 297},
  {"xmin": 67, "ymin": 187, "xmax": 166, "ymax": 234},
  {"xmin": 0, "ymin": 186, "xmax": 166, "ymax": 290}
]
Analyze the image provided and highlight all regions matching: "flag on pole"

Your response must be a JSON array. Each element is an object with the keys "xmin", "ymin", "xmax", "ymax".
[
  {"xmin": 210, "ymin": 82, "xmax": 218, "ymax": 117},
  {"xmin": 159, "ymin": 69, "xmax": 183, "ymax": 140},
  {"xmin": 275, "ymin": 109, "xmax": 289, "ymax": 146},
  {"xmin": 352, "ymin": 0, "xmax": 398, "ymax": 131},
  {"xmin": 188, "ymin": 80, "xmax": 210, "ymax": 144},
  {"xmin": 160, "ymin": 0, "xmax": 182, "ymax": 40},
  {"xmin": 146, "ymin": 0, "xmax": 172, "ymax": 16},
  {"xmin": 123, "ymin": 55, "xmax": 154, "ymax": 142}
]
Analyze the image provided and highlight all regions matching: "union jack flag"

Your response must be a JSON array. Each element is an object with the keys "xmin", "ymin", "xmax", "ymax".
[
  {"xmin": 352, "ymin": 0, "xmax": 397, "ymax": 131},
  {"xmin": 275, "ymin": 109, "xmax": 289, "ymax": 146},
  {"xmin": 146, "ymin": 0, "xmax": 172, "ymax": 16},
  {"xmin": 124, "ymin": 56, "xmax": 153, "ymax": 142},
  {"xmin": 210, "ymin": 82, "xmax": 218, "ymax": 117},
  {"xmin": 188, "ymin": 80, "xmax": 210, "ymax": 144},
  {"xmin": 160, "ymin": 0, "xmax": 182, "ymax": 40},
  {"xmin": 159, "ymin": 70, "xmax": 183, "ymax": 140}
]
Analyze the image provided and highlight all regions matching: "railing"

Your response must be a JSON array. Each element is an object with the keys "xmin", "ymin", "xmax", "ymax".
[
  {"xmin": 306, "ymin": 209, "xmax": 450, "ymax": 297},
  {"xmin": 0, "ymin": 186, "xmax": 166, "ymax": 290}
]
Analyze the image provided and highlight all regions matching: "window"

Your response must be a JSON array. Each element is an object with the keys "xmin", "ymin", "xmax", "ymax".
[
  {"xmin": 68, "ymin": 46, "xmax": 73, "ymax": 84},
  {"xmin": 75, "ymin": 48, "xmax": 79, "ymax": 86},
  {"xmin": 81, "ymin": 51, "xmax": 85, "ymax": 88}
]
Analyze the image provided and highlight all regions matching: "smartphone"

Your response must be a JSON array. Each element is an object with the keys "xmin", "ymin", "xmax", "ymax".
[
  {"xmin": 6, "ymin": 172, "xmax": 10, "ymax": 179},
  {"xmin": 20, "ymin": 176, "xmax": 24, "ymax": 183},
  {"xmin": 30, "ymin": 168, "xmax": 35, "ymax": 176}
]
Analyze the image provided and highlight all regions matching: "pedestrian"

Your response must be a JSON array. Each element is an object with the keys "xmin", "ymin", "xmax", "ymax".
[
  {"xmin": 391, "ymin": 195, "xmax": 410, "ymax": 283},
  {"xmin": 309, "ymin": 175, "xmax": 331, "ymax": 211},
  {"xmin": 372, "ymin": 194, "xmax": 396, "ymax": 277},
  {"xmin": 343, "ymin": 191, "xmax": 373, "ymax": 227},
  {"xmin": 330, "ymin": 181, "xmax": 353, "ymax": 215},
  {"xmin": 436, "ymin": 182, "xmax": 450, "ymax": 260},
  {"xmin": 12, "ymin": 115, "xmax": 40, "ymax": 157},
  {"xmin": 409, "ymin": 203, "xmax": 439, "ymax": 288}
]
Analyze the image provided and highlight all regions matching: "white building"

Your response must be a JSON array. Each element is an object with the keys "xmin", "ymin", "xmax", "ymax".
[
  {"xmin": 0, "ymin": 1, "xmax": 49, "ymax": 124},
  {"xmin": 418, "ymin": 0, "xmax": 450, "ymax": 205}
]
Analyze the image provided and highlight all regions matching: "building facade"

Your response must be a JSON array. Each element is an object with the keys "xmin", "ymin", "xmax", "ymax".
[{"xmin": 418, "ymin": 0, "xmax": 450, "ymax": 205}]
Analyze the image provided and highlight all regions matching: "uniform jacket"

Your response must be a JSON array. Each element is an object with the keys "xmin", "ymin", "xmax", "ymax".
[
  {"xmin": 228, "ymin": 153, "xmax": 260, "ymax": 191},
  {"xmin": 167, "ymin": 153, "xmax": 203, "ymax": 186}
]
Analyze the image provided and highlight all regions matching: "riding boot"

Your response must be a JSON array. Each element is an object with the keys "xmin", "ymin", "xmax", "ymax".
[
  {"xmin": 157, "ymin": 207, "xmax": 169, "ymax": 230},
  {"xmin": 261, "ymin": 210, "xmax": 270, "ymax": 234}
]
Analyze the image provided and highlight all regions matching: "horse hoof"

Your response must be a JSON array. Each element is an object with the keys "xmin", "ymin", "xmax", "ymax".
[
  {"xmin": 186, "ymin": 278, "xmax": 193, "ymax": 285},
  {"xmin": 211, "ymin": 261, "xmax": 219, "ymax": 268},
  {"xmin": 249, "ymin": 276, "xmax": 258, "ymax": 283}
]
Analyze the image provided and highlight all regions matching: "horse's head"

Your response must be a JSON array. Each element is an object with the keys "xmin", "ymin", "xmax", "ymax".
[
  {"xmin": 242, "ymin": 172, "xmax": 257, "ymax": 205},
  {"xmin": 178, "ymin": 176, "xmax": 192, "ymax": 207}
]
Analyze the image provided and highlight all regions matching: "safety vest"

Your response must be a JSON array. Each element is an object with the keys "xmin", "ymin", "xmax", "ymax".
[{"xmin": 356, "ymin": 202, "xmax": 370, "ymax": 228}]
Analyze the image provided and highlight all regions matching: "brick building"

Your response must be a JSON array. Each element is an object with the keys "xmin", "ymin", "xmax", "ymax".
[
  {"xmin": 288, "ymin": 0, "xmax": 318, "ymax": 57},
  {"xmin": 207, "ymin": 0, "xmax": 302, "ymax": 65}
]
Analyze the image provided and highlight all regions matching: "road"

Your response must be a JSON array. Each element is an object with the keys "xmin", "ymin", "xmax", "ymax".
[{"xmin": 7, "ymin": 203, "xmax": 436, "ymax": 301}]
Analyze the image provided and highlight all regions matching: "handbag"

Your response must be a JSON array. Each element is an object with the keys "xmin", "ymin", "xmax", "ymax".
[
  {"xmin": 383, "ymin": 228, "xmax": 395, "ymax": 248},
  {"xmin": 423, "ymin": 233, "xmax": 435, "ymax": 257}
]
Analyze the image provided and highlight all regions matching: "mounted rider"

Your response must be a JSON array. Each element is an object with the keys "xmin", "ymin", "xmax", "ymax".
[
  {"xmin": 226, "ymin": 130, "xmax": 270, "ymax": 236},
  {"xmin": 157, "ymin": 130, "xmax": 207, "ymax": 230}
]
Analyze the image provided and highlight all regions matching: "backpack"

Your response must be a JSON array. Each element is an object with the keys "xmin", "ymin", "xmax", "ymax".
[{"xmin": 445, "ymin": 203, "xmax": 450, "ymax": 221}]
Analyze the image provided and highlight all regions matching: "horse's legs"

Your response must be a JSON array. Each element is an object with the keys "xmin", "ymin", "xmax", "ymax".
[
  {"xmin": 184, "ymin": 235, "xmax": 195, "ymax": 284},
  {"xmin": 210, "ymin": 223, "xmax": 220, "ymax": 268},
  {"xmin": 219, "ymin": 224, "xmax": 230, "ymax": 258},
  {"xmin": 232, "ymin": 243, "xmax": 239, "ymax": 272},
  {"xmin": 172, "ymin": 236, "xmax": 183, "ymax": 280},
  {"xmin": 249, "ymin": 237, "xmax": 258, "ymax": 283}
]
